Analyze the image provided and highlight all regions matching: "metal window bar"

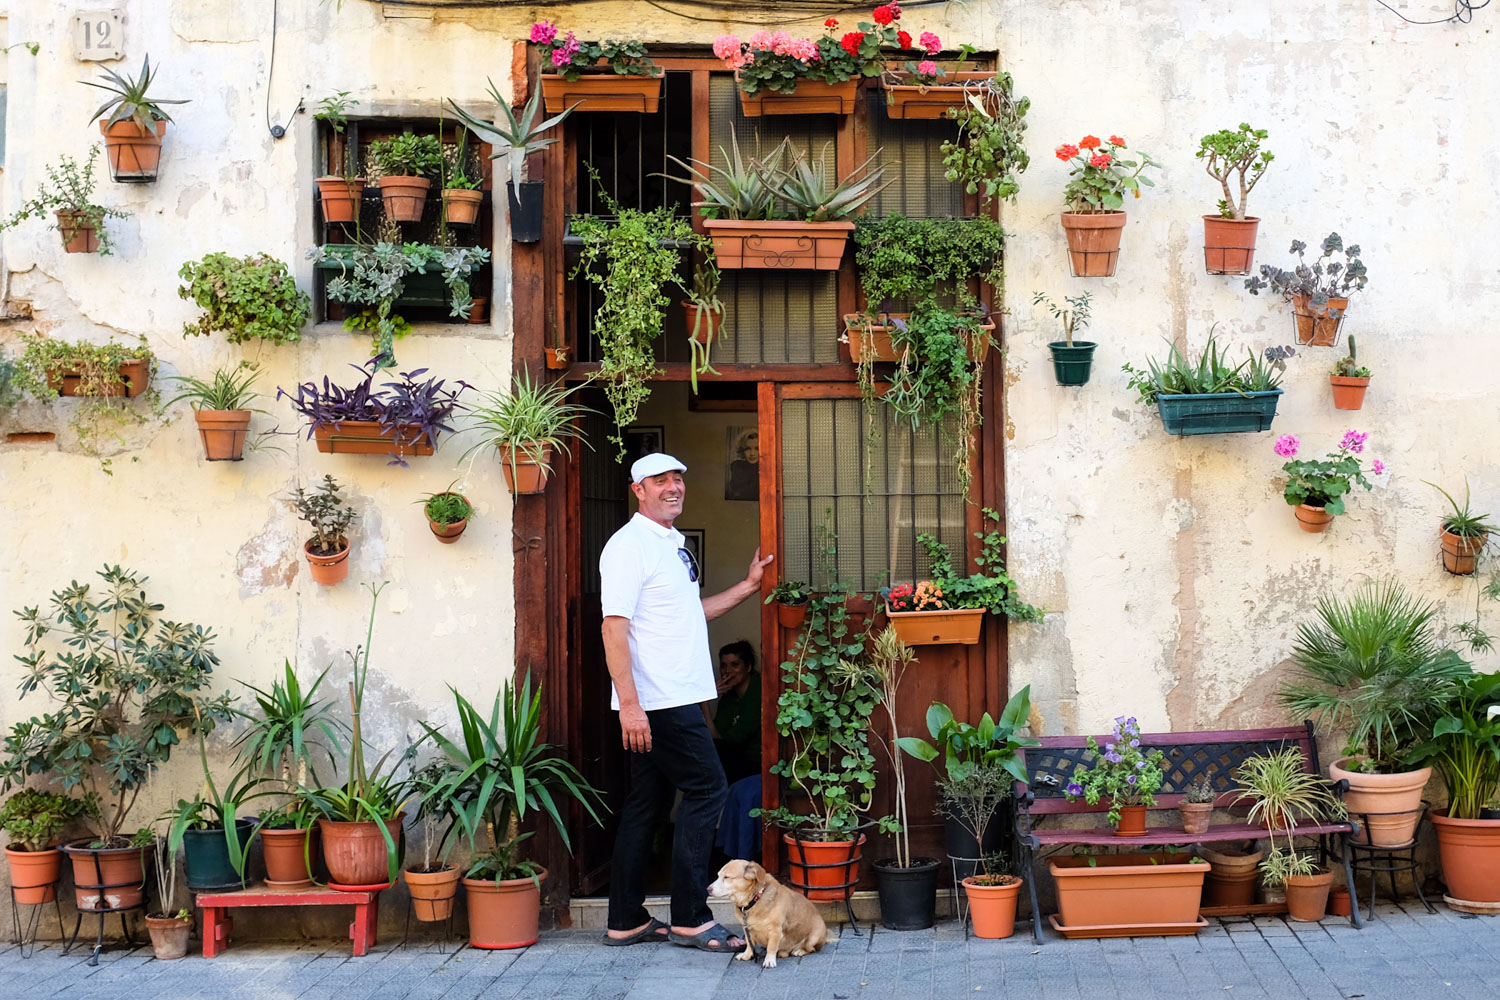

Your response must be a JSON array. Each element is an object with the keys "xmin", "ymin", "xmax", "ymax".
[{"xmin": 866, "ymin": 90, "xmax": 967, "ymax": 219}]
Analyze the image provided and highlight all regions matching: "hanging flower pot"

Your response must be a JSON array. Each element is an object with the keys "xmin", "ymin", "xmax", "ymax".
[
  {"xmin": 541, "ymin": 73, "xmax": 664, "ymax": 114},
  {"xmin": 316, "ymin": 177, "xmax": 366, "ymax": 224},
  {"xmin": 683, "ymin": 301, "xmax": 723, "ymax": 345},
  {"xmin": 776, "ymin": 599, "xmax": 808, "ymax": 630},
  {"xmin": 1049, "ymin": 342, "xmax": 1098, "ymax": 386},
  {"xmin": 844, "ymin": 314, "xmax": 903, "ymax": 363},
  {"xmin": 443, "ymin": 189, "xmax": 483, "ymax": 226},
  {"xmin": 1294, "ymin": 503, "xmax": 1334, "ymax": 534},
  {"xmin": 47, "ymin": 358, "xmax": 151, "ymax": 397},
  {"xmin": 545, "ymin": 346, "xmax": 570, "ymax": 370},
  {"xmin": 1203, "ymin": 216, "xmax": 1260, "ymax": 275},
  {"xmin": 194, "ymin": 409, "xmax": 252, "ymax": 461},
  {"xmin": 1441, "ymin": 529, "xmax": 1488, "ymax": 575},
  {"xmin": 500, "ymin": 444, "xmax": 554, "ymax": 495},
  {"xmin": 313, "ymin": 420, "xmax": 435, "ymax": 456},
  {"xmin": 1329, "ymin": 374, "xmax": 1370, "ymax": 410},
  {"xmin": 1060, "ymin": 211, "xmax": 1126, "ymax": 277},
  {"xmin": 100, "ymin": 119, "xmax": 166, "ymax": 182},
  {"xmin": 55, "ymin": 210, "xmax": 101, "ymax": 254},
  {"xmin": 884, "ymin": 604, "xmax": 985, "ymax": 646},
  {"xmin": 736, "ymin": 76, "xmax": 860, "ymax": 117},
  {"xmin": 508, "ymin": 181, "xmax": 545, "ymax": 243},
  {"xmin": 706, "ymin": 219, "xmax": 854, "ymax": 271},
  {"xmin": 425, "ymin": 492, "xmax": 472, "ymax": 545},
  {"xmin": 378, "ymin": 176, "xmax": 432, "ymax": 222},
  {"xmin": 882, "ymin": 73, "xmax": 996, "ymax": 120},
  {"xmin": 1291, "ymin": 294, "xmax": 1349, "ymax": 347},
  {"xmin": 404, "ymin": 864, "xmax": 462, "ymax": 922},
  {"xmin": 304, "ymin": 538, "xmax": 351, "ymax": 586}
]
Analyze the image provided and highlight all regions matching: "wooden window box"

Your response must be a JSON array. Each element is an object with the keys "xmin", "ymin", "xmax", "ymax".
[
  {"xmin": 312, "ymin": 421, "xmax": 434, "ymax": 457},
  {"xmin": 541, "ymin": 73, "xmax": 664, "ymax": 114},
  {"xmin": 880, "ymin": 72, "xmax": 996, "ymax": 120},
  {"xmin": 736, "ymin": 77, "xmax": 859, "ymax": 116},
  {"xmin": 704, "ymin": 219, "xmax": 853, "ymax": 271}
]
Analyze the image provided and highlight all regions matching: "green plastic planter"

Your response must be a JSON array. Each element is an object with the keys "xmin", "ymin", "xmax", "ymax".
[
  {"xmin": 1049, "ymin": 341, "xmax": 1097, "ymax": 386},
  {"xmin": 1155, "ymin": 388, "xmax": 1284, "ymax": 435},
  {"xmin": 182, "ymin": 820, "xmax": 255, "ymax": 892}
]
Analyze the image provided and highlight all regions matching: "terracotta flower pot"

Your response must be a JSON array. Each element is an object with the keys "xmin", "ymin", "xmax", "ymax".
[
  {"xmin": 1060, "ymin": 211, "xmax": 1126, "ymax": 277},
  {"xmin": 1049, "ymin": 854, "xmax": 1210, "ymax": 929},
  {"xmin": 881, "ymin": 72, "xmax": 996, "ymax": 120},
  {"xmin": 1292, "ymin": 295, "xmax": 1349, "ymax": 347},
  {"xmin": 464, "ymin": 869, "xmax": 545, "ymax": 948},
  {"xmin": 962, "ymin": 875, "xmax": 1022, "ymax": 939},
  {"xmin": 1179, "ymin": 802, "xmax": 1213, "ymax": 837},
  {"xmin": 683, "ymin": 301, "xmax": 723, "ymax": 345},
  {"xmin": 1430, "ymin": 809, "xmax": 1500, "ymax": 905},
  {"xmin": 1295, "ymin": 503, "xmax": 1334, "ymax": 534},
  {"xmin": 704, "ymin": 219, "xmax": 854, "ymax": 271},
  {"xmin": 404, "ymin": 864, "xmax": 462, "ymax": 922},
  {"xmin": 736, "ymin": 75, "xmax": 858, "ymax": 116},
  {"xmin": 1441, "ymin": 529, "xmax": 1488, "ymax": 576},
  {"xmin": 884, "ymin": 605, "xmax": 985, "ymax": 646},
  {"xmin": 260, "ymin": 826, "xmax": 319, "ymax": 888},
  {"xmin": 318, "ymin": 815, "xmax": 403, "ymax": 888},
  {"xmin": 47, "ymin": 358, "xmax": 151, "ymax": 398},
  {"xmin": 783, "ymin": 833, "xmax": 865, "ymax": 902},
  {"xmin": 443, "ymin": 188, "xmax": 483, "ymax": 226},
  {"xmin": 6, "ymin": 847, "xmax": 63, "ymax": 904},
  {"xmin": 55, "ymin": 210, "xmax": 100, "ymax": 253},
  {"xmin": 194, "ymin": 409, "xmax": 252, "ymax": 461},
  {"xmin": 1327, "ymin": 886, "xmax": 1353, "ymax": 916},
  {"xmin": 1114, "ymin": 804, "xmax": 1148, "ymax": 837},
  {"xmin": 312, "ymin": 420, "xmax": 434, "ymax": 457},
  {"xmin": 1199, "ymin": 845, "xmax": 1263, "ymax": 908},
  {"xmin": 61, "ymin": 840, "xmax": 147, "ymax": 912},
  {"xmin": 378, "ymin": 176, "xmax": 432, "ymax": 222},
  {"xmin": 1331, "ymin": 756, "xmax": 1431, "ymax": 847},
  {"xmin": 304, "ymin": 539, "xmax": 351, "ymax": 586},
  {"xmin": 100, "ymin": 119, "xmax": 165, "ymax": 181},
  {"xmin": 1202, "ymin": 215, "xmax": 1260, "ymax": 275},
  {"xmin": 545, "ymin": 347, "xmax": 570, "ymax": 370},
  {"xmin": 467, "ymin": 297, "xmax": 489, "ymax": 325},
  {"xmin": 1284, "ymin": 868, "xmax": 1333, "ymax": 921},
  {"xmin": 777, "ymin": 600, "xmax": 808, "ymax": 630},
  {"xmin": 541, "ymin": 72, "xmax": 664, "ymax": 113},
  {"xmin": 1329, "ymin": 375, "xmax": 1370, "ymax": 411},
  {"xmin": 426, "ymin": 492, "xmax": 471, "ymax": 545},
  {"xmin": 316, "ymin": 177, "xmax": 366, "ymax": 223},
  {"xmin": 499, "ymin": 444, "xmax": 553, "ymax": 496},
  {"xmin": 145, "ymin": 915, "xmax": 192, "ymax": 960}
]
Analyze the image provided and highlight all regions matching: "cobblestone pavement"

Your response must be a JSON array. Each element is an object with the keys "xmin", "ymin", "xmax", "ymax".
[{"xmin": 7, "ymin": 902, "xmax": 1495, "ymax": 1000}]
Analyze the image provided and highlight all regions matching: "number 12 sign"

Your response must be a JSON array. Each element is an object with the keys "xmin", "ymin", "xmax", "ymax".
[{"xmin": 73, "ymin": 10, "xmax": 124, "ymax": 62}]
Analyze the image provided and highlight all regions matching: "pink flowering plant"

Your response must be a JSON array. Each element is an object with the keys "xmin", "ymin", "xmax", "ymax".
[
  {"xmin": 1055, "ymin": 134, "xmax": 1160, "ymax": 213},
  {"xmin": 1275, "ymin": 430, "xmax": 1384, "ymax": 515},
  {"xmin": 530, "ymin": 21, "xmax": 660, "ymax": 83},
  {"xmin": 1063, "ymin": 717, "xmax": 1167, "ymax": 827}
]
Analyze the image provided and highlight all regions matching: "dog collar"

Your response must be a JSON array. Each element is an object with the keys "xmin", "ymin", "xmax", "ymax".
[{"xmin": 744, "ymin": 886, "xmax": 767, "ymax": 910}]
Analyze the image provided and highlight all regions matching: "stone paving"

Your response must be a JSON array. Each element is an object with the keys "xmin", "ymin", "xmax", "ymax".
[{"xmin": 6, "ymin": 902, "xmax": 1496, "ymax": 1000}]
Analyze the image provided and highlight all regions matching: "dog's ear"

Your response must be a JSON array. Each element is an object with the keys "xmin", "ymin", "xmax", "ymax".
[{"xmin": 744, "ymin": 861, "xmax": 770, "ymax": 887}]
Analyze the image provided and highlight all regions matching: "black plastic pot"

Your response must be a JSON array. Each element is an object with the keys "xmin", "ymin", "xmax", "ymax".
[
  {"xmin": 943, "ymin": 808, "xmax": 1009, "ymax": 883},
  {"xmin": 508, "ymin": 180, "xmax": 545, "ymax": 243},
  {"xmin": 873, "ymin": 856, "xmax": 941, "ymax": 930},
  {"xmin": 182, "ymin": 820, "xmax": 255, "ymax": 891},
  {"xmin": 1049, "ymin": 341, "xmax": 1097, "ymax": 386}
]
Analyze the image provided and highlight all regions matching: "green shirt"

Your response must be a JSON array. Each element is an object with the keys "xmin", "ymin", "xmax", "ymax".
[{"xmin": 715, "ymin": 673, "xmax": 761, "ymax": 761}]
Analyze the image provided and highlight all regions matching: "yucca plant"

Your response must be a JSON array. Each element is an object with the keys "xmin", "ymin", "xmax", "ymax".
[
  {"xmin": 761, "ymin": 140, "xmax": 892, "ymax": 223},
  {"xmin": 660, "ymin": 130, "xmax": 779, "ymax": 220},
  {"xmin": 233, "ymin": 660, "xmax": 346, "ymax": 788},
  {"xmin": 447, "ymin": 81, "xmax": 575, "ymax": 188},
  {"xmin": 1278, "ymin": 580, "xmax": 1471, "ymax": 772},
  {"xmin": 83, "ymin": 54, "xmax": 188, "ymax": 130},
  {"xmin": 418, "ymin": 674, "xmax": 606, "ymax": 882}
]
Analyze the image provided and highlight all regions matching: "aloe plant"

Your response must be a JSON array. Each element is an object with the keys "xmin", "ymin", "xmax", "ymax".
[
  {"xmin": 447, "ymin": 80, "xmax": 575, "ymax": 188},
  {"xmin": 660, "ymin": 130, "xmax": 779, "ymax": 220},
  {"xmin": 82, "ymin": 54, "xmax": 188, "ymax": 130},
  {"xmin": 761, "ymin": 140, "xmax": 892, "ymax": 223}
]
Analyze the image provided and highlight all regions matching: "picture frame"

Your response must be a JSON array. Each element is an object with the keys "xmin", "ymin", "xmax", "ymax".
[
  {"xmin": 724, "ymin": 426, "xmax": 759, "ymax": 501},
  {"xmin": 679, "ymin": 528, "xmax": 705, "ymax": 589},
  {"xmin": 621, "ymin": 426, "xmax": 665, "ymax": 466}
]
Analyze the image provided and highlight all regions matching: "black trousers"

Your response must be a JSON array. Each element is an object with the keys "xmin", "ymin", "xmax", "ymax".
[{"xmin": 607, "ymin": 704, "xmax": 728, "ymax": 929}]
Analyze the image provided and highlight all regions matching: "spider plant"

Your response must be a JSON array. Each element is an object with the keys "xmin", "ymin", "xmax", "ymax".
[
  {"xmin": 447, "ymin": 80, "xmax": 575, "ymax": 188},
  {"xmin": 684, "ymin": 261, "xmax": 723, "ymax": 393},
  {"xmin": 1233, "ymin": 747, "xmax": 1346, "ymax": 886},
  {"xmin": 461, "ymin": 367, "xmax": 593, "ymax": 475},
  {"xmin": 761, "ymin": 139, "xmax": 892, "ymax": 223},
  {"xmin": 659, "ymin": 130, "xmax": 779, "ymax": 220},
  {"xmin": 82, "ymin": 55, "xmax": 188, "ymax": 130},
  {"xmin": 165, "ymin": 362, "xmax": 267, "ymax": 413}
]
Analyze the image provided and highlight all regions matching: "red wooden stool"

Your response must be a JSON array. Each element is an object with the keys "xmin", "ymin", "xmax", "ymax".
[{"xmin": 195, "ymin": 884, "xmax": 381, "ymax": 957}]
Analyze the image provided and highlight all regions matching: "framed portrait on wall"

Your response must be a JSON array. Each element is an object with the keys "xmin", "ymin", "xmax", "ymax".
[
  {"xmin": 679, "ymin": 529, "xmax": 705, "ymax": 588},
  {"xmin": 725, "ymin": 426, "xmax": 759, "ymax": 501},
  {"xmin": 622, "ymin": 426, "xmax": 665, "ymax": 466}
]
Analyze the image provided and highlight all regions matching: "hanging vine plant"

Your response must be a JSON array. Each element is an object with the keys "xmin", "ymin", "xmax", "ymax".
[{"xmin": 569, "ymin": 171, "xmax": 710, "ymax": 458}]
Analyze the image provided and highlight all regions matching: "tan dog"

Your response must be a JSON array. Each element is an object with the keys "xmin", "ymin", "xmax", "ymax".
[{"xmin": 709, "ymin": 860, "xmax": 827, "ymax": 968}]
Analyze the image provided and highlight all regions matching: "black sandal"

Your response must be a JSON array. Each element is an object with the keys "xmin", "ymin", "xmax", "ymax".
[
  {"xmin": 602, "ymin": 917, "xmax": 669, "ymax": 946},
  {"xmin": 668, "ymin": 923, "xmax": 744, "ymax": 952}
]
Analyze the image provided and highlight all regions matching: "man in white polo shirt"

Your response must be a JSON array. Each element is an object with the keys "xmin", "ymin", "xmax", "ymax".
[{"xmin": 600, "ymin": 452, "xmax": 772, "ymax": 952}]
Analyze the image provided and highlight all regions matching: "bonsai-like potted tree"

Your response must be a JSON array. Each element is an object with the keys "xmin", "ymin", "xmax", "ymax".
[
  {"xmin": 463, "ymin": 368, "xmax": 592, "ymax": 495},
  {"xmin": 1054, "ymin": 133, "xmax": 1159, "ymax": 277},
  {"xmin": 1245, "ymin": 233, "xmax": 1369, "ymax": 347},
  {"xmin": 1329, "ymin": 334, "xmax": 1372, "ymax": 410},
  {"xmin": 1279, "ymin": 581, "xmax": 1469, "ymax": 846},
  {"xmin": 1427, "ymin": 481, "xmax": 1495, "ymax": 576},
  {"xmin": 1034, "ymin": 290, "xmax": 1095, "ymax": 386},
  {"xmin": 290, "ymin": 475, "xmax": 357, "ymax": 585},
  {"xmin": 313, "ymin": 91, "xmax": 365, "ymax": 224},
  {"xmin": 940, "ymin": 72, "xmax": 1031, "ymax": 211},
  {"xmin": 447, "ymin": 79, "xmax": 574, "ymax": 243},
  {"xmin": 1196, "ymin": 123, "xmax": 1273, "ymax": 275},
  {"xmin": 532, "ymin": 21, "xmax": 664, "ymax": 113},
  {"xmin": 1232, "ymin": 748, "xmax": 1346, "ymax": 920},
  {"xmin": 1272, "ymin": 430, "xmax": 1382, "ymax": 532},
  {"xmin": 0, "ymin": 566, "xmax": 234, "ymax": 915},
  {"xmin": 420, "ymin": 487, "xmax": 474, "ymax": 544},
  {"xmin": 367, "ymin": 131, "xmax": 443, "ymax": 222},
  {"xmin": 0, "ymin": 789, "xmax": 86, "ymax": 904},
  {"xmin": 1122, "ymin": 334, "xmax": 1288, "ymax": 436},
  {"xmin": 0, "ymin": 146, "xmax": 129, "ymax": 253},
  {"xmin": 166, "ymin": 362, "xmax": 269, "ymax": 462},
  {"xmin": 83, "ymin": 55, "xmax": 187, "ymax": 182},
  {"xmin": 178, "ymin": 252, "xmax": 311, "ymax": 346},
  {"xmin": 419, "ymin": 674, "xmax": 606, "ymax": 949}
]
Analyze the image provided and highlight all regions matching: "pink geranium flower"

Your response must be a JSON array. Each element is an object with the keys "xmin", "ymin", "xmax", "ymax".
[
  {"xmin": 919, "ymin": 31, "xmax": 941, "ymax": 55},
  {"xmin": 1339, "ymin": 430, "xmax": 1369, "ymax": 453},
  {"xmin": 530, "ymin": 20, "xmax": 557, "ymax": 46},
  {"xmin": 1273, "ymin": 434, "xmax": 1300, "ymax": 459},
  {"xmin": 1372, "ymin": 459, "xmax": 1386, "ymax": 475},
  {"xmin": 918, "ymin": 60, "xmax": 939, "ymax": 77}
]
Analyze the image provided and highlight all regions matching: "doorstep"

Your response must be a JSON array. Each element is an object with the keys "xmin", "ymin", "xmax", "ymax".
[{"xmin": 568, "ymin": 890, "xmax": 960, "ymax": 929}]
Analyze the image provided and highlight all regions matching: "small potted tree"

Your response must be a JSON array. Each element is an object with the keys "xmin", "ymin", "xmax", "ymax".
[
  {"xmin": 313, "ymin": 91, "xmax": 365, "ymax": 223},
  {"xmin": 531, "ymin": 21, "xmax": 664, "ymax": 113},
  {"xmin": 1246, "ymin": 234, "xmax": 1369, "ymax": 346},
  {"xmin": 291, "ymin": 474, "xmax": 357, "ymax": 585},
  {"xmin": 1034, "ymin": 290, "xmax": 1095, "ymax": 386},
  {"xmin": 464, "ymin": 368, "xmax": 592, "ymax": 495},
  {"xmin": 1196, "ymin": 123, "xmax": 1273, "ymax": 275},
  {"xmin": 765, "ymin": 580, "xmax": 811, "ymax": 629},
  {"xmin": 367, "ymin": 131, "xmax": 443, "ymax": 222},
  {"xmin": 166, "ymin": 362, "xmax": 268, "ymax": 462},
  {"xmin": 1273, "ymin": 431, "xmax": 1382, "ymax": 533},
  {"xmin": 0, "ymin": 146, "xmax": 129, "ymax": 253},
  {"xmin": 420, "ymin": 487, "xmax": 474, "ymax": 544},
  {"xmin": 1427, "ymin": 481, "xmax": 1495, "ymax": 576},
  {"xmin": 1329, "ymin": 334, "xmax": 1372, "ymax": 410},
  {"xmin": 0, "ymin": 789, "xmax": 86, "ymax": 904},
  {"xmin": 448, "ymin": 81, "xmax": 574, "ymax": 243},
  {"xmin": 1054, "ymin": 134, "xmax": 1159, "ymax": 277},
  {"xmin": 83, "ymin": 55, "xmax": 188, "ymax": 182}
]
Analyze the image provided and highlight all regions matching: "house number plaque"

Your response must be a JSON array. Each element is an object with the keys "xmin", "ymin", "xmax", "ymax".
[{"xmin": 73, "ymin": 11, "xmax": 124, "ymax": 62}]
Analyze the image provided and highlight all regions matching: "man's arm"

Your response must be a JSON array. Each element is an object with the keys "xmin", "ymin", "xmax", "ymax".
[
  {"xmin": 701, "ymin": 547, "xmax": 775, "ymax": 622},
  {"xmin": 603, "ymin": 615, "xmax": 651, "ymax": 752}
]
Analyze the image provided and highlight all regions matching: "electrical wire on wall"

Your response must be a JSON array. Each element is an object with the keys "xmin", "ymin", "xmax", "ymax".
[
  {"xmin": 1372, "ymin": 0, "xmax": 1490, "ymax": 24},
  {"xmin": 367, "ymin": 0, "xmax": 958, "ymax": 23},
  {"xmin": 265, "ymin": 0, "xmax": 302, "ymax": 139}
]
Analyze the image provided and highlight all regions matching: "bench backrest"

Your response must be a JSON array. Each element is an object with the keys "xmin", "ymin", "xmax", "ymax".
[{"xmin": 1016, "ymin": 721, "xmax": 1320, "ymax": 816}]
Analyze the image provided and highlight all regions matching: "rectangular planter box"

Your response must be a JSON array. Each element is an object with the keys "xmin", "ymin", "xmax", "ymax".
[
  {"xmin": 844, "ymin": 313, "xmax": 995, "ymax": 364},
  {"xmin": 312, "ymin": 421, "xmax": 434, "ymax": 457},
  {"xmin": 541, "ymin": 73, "xmax": 663, "ymax": 114},
  {"xmin": 1154, "ymin": 388, "xmax": 1283, "ymax": 436},
  {"xmin": 885, "ymin": 605, "xmax": 985, "ymax": 646},
  {"xmin": 314, "ymin": 251, "xmax": 455, "ymax": 311},
  {"xmin": 881, "ymin": 72, "xmax": 996, "ymax": 120},
  {"xmin": 1050, "ymin": 854, "xmax": 1210, "ymax": 932},
  {"xmin": 705, "ymin": 219, "xmax": 853, "ymax": 271},
  {"xmin": 737, "ymin": 77, "xmax": 859, "ymax": 116},
  {"xmin": 47, "ymin": 359, "xmax": 151, "ymax": 398}
]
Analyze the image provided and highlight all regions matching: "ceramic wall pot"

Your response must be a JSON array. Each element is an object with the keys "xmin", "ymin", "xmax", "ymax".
[
  {"xmin": 6, "ymin": 847, "xmax": 63, "ymax": 904},
  {"xmin": 1060, "ymin": 211, "xmax": 1126, "ymax": 277},
  {"xmin": 705, "ymin": 219, "xmax": 854, "ymax": 270},
  {"xmin": 885, "ymin": 605, "xmax": 985, "ymax": 646},
  {"xmin": 318, "ymin": 815, "xmax": 404, "ymax": 887},
  {"xmin": 260, "ymin": 826, "xmax": 319, "ymax": 888},
  {"xmin": 776, "ymin": 600, "xmax": 808, "ymax": 630},
  {"xmin": 61, "ymin": 840, "xmax": 147, "ymax": 912},
  {"xmin": 316, "ymin": 176, "xmax": 366, "ymax": 223},
  {"xmin": 1292, "ymin": 295, "xmax": 1349, "ymax": 347},
  {"xmin": 378, "ymin": 176, "xmax": 432, "ymax": 222},
  {"xmin": 464, "ymin": 869, "xmax": 545, "ymax": 948},
  {"xmin": 404, "ymin": 864, "xmax": 462, "ymax": 922},
  {"xmin": 1430, "ymin": 809, "xmax": 1500, "ymax": 905},
  {"xmin": 55, "ymin": 211, "xmax": 100, "ymax": 253},
  {"xmin": 1202, "ymin": 215, "xmax": 1260, "ymax": 275},
  {"xmin": 736, "ymin": 76, "xmax": 858, "ymax": 116},
  {"xmin": 1284, "ymin": 869, "xmax": 1333, "ymax": 921},
  {"xmin": 783, "ymin": 833, "xmax": 865, "ymax": 901},
  {"xmin": 1441, "ymin": 530, "xmax": 1488, "ymax": 576},
  {"xmin": 1049, "ymin": 341, "xmax": 1098, "ymax": 386},
  {"xmin": 443, "ymin": 188, "xmax": 483, "ymax": 225},
  {"xmin": 499, "ymin": 444, "xmax": 553, "ymax": 495},
  {"xmin": 145, "ymin": 915, "xmax": 192, "ymax": 960},
  {"xmin": 426, "ymin": 492, "xmax": 471, "ymax": 544},
  {"xmin": 507, "ymin": 180, "xmax": 545, "ymax": 243},
  {"xmin": 1329, "ymin": 375, "xmax": 1370, "ymax": 410},
  {"xmin": 1331, "ymin": 757, "xmax": 1431, "ymax": 846},
  {"xmin": 683, "ymin": 301, "xmax": 724, "ymax": 345},
  {"xmin": 304, "ymin": 540, "xmax": 351, "ymax": 586},
  {"xmin": 542, "ymin": 72, "xmax": 664, "ymax": 113},
  {"xmin": 195, "ymin": 409, "xmax": 252, "ymax": 461},
  {"xmin": 962, "ymin": 876, "xmax": 1023, "ymax": 939},
  {"xmin": 1295, "ymin": 504, "xmax": 1334, "ymax": 534},
  {"xmin": 100, "ymin": 119, "xmax": 165, "ymax": 181}
]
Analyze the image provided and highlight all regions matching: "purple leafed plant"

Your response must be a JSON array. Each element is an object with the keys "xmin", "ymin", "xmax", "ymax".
[{"xmin": 277, "ymin": 360, "xmax": 470, "ymax": 466}]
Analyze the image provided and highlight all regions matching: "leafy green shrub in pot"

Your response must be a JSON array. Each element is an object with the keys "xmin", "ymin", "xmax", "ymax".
[
  {"xmin": 368, "ymin": 131, "xmax": 444, "ymax": 221},
  {"xmin": 178, "ymin": 252, "xmax": 311, "ymax": 345},
  {"xmin": 1, "ymin": 789, "xmax": 87, "ymax": 903},
  {"xmin": 0, "ymin": 146, "xmax": 129, "ymax": 253}
]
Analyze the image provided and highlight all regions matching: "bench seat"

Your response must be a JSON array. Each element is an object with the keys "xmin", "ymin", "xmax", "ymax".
[{"xmin": 1028, "ymin": 820, "xmax": 1357, "ymax": 848}]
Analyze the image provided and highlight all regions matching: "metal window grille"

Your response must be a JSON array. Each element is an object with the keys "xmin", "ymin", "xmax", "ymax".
[{"xmin": 865, "ymin": 91, "xmax": 966, "ymax": 219}]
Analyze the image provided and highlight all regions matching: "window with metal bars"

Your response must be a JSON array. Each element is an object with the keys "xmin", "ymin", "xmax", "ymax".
[{"xmin": 864, "ymin": 90, "xmax": 968, "ymax": 219}]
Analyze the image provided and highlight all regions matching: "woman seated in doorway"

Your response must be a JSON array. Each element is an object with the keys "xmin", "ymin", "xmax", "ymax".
[{"xmin": 709, "ymin": 640, "xmax": 760, "ymax": 783}]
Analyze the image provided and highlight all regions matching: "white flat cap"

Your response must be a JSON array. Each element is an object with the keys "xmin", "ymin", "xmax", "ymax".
[{"xmin": 630, "ymin": 452, "xmax": 687, "ymax": 484}]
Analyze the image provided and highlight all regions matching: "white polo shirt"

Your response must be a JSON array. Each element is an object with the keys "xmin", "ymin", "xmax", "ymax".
[{"xmin": 599, "ymin": 513, "xmax": 715, "ymax": 711}]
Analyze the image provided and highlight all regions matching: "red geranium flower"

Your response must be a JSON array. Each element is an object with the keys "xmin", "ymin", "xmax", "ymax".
[
  {"xmin": 872, "ymin": 5, "xmax": 895, "ymax": 25},
  {"xmin": 1109, "ymin": 134, "xmax": 1126, "ymax": 146},
  {"xmin": 897, "ymin": 29, "xmax": 912, "ymax": 48},
  {"xmin": 1078, "ymin": 135, "xmax": 1102, "ymax": 150},
  {"xmin": 825, "ymin": 17, "xmax": 839, "ymax": 29},
  {"xmin": 1055, "ymin": 143, "xmax": 1080, "ymax": 161},
  {"xmin": 1089, "ymin": 153, "xmax": 1113, "ymax": 168},
  {"xmin": 840, "ymin": 31, "xmax": 865, "ymax": 57}
]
